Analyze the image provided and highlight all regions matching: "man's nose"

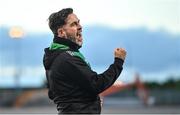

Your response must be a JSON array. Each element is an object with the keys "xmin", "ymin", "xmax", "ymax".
[{"xmin": 78, "ymin": 24, "xmax": 82, "ymax": 31}]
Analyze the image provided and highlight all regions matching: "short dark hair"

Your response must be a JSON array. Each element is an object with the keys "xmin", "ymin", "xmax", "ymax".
[{"xmin": 48, "ymin": 8, "xmax": 73, "ymax": 36}]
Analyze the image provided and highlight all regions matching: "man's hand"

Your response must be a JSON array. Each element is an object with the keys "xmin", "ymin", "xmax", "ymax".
[{"xmin": 114, "ymin": 48, "xmax": 126, "ymax": 60}]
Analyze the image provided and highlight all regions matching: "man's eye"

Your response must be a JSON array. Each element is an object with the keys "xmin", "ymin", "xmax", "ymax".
[
  {"xmin": 71, "ymin": 22, "xmax": 78, "ymax": 26},
  {"xmin": 72, "ymin": 23, "xmax": 76, "ymax": 26}
]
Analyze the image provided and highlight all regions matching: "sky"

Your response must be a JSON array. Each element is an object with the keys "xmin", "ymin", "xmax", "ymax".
[{"xmin": 0, "ymin": 0, "xmax": 180, "ymax": 34}]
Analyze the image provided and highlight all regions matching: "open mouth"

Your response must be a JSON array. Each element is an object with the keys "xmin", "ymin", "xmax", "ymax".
[
  {"xmin": 76, "ymin": 32, "xmax": 82, "ymax": 39},
  {"xmin": 75, "ymin": 32, "xmax": 83, "ymax": 45}
]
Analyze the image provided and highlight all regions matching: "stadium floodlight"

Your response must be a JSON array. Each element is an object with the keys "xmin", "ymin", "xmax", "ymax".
[
  {"xmin": 9, "ymin": 26, "xmax": 24, "ymax": 38},
  {"xmin": 9, "ymin": 26, "xmax": 24, "ymax": 88}
]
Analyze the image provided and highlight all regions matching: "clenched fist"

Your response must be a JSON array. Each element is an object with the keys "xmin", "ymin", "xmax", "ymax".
[{"xmin": 114, "ymin": 48, "xmax": 126, "ymax": 60}]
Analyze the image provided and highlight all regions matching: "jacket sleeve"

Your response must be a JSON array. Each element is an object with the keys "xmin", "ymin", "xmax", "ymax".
[{"xmin": 62, "ymin": 54, "xmax": 124, "ymax": 95}]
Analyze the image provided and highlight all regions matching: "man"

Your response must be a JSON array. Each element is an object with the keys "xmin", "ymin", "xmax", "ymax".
[{"xmin": 43, "ymin": 8, "xmax": 126, "ymax": 114}]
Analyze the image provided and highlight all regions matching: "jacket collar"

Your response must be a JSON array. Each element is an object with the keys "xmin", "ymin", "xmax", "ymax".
[{"xmin": 53, "ymin": 36, "xmax": 81, "ymax": 51}]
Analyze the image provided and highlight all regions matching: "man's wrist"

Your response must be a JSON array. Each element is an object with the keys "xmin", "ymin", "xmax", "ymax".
[{"xmin": 114, "ymin": 57, "xmax": 124, "ymax": 66}]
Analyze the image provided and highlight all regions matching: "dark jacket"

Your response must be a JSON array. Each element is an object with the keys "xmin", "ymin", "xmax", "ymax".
[{"xmin": 43, "ymin": 37, "xmax": 124, "ymax": 114}]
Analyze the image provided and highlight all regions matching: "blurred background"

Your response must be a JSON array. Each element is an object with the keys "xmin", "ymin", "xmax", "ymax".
[{"xmin": 0, "ymin": 0, "xmax": 180, "ymax": 114}]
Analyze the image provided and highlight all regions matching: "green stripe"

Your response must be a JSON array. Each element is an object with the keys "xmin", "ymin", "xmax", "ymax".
[
  {"xmin": 73, "ymin": 51, "xmax": 91, "ymax": 67},
  {"xmin": 49, "ymin": 43, "xmax": 69, "ymax": 50},
  {"xmin": 49, "ymin": 42, "xmax": 91, "ymax": 67},
  {"xmin": 73, "ymin": 51, "xmax": 85, "ymax": 61}
]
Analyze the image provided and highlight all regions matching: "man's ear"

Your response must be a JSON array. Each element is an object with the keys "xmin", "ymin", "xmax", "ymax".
[{"xmin": 57, "ymin": 28, "xmax": 65, "ymax": 38}]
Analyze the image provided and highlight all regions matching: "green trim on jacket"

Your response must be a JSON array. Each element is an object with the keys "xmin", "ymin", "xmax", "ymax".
[{"xmin": 49, "ymin": 42, "xmax": 90, "ymax": 67}]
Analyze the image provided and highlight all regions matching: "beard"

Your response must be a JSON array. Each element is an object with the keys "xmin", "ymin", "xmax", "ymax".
[
  {"xmin": 68, "ymin": 36, "xmax": 76, "ymax": 43},
  {"xmin": 66, "ymin": 34, "xmax": 83, "ymax": 47}
]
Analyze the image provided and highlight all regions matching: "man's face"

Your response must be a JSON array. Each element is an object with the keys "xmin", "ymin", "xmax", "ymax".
[{"xmin": 59, "ymin": 13, "xmax": 83, "ymax": 46}]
